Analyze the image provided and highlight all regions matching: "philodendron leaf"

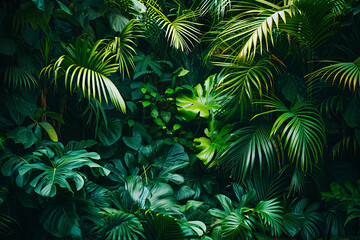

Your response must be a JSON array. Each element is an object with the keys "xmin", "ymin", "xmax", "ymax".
[
  {"xmin": 138, "ymin": 140, "xmax": 189, "ymax": 183},
  {"xmin": 9, "ymin": 126, "xmax": 37, "ymax": 148},
  {"xmin": 109, "ymin": 8, "xmax": 129, "ymax": 32},
  {"xmin": 122, "ymin": 131, "xmax": 142, "ymax": 150},
  {"xmin": 194, "ymin": 122, "xmax": 235, "ymax": 165},
  {"xmin": 98, "ymin": 118, "xmax": 122, "ymax": 146},
  {"xmin": 18, "ymin": 149, "xmax": 109, "ymax": 197},
  {"xmin": 176, "ymin": 74, "xmax": 223, "ymax": 121}
]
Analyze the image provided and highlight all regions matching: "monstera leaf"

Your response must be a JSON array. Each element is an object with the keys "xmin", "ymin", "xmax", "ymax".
[
  {"xmin": 138, "ymin": 140, "xmax": 189, "ymax": 184},
  {"xmin": 176, "ymin": 74, "xmax": 224, "ymax": 121},
  {"xmin": 18, "ymin": 147, "xmax": 110, "ymax": 197},
  {"xmin": 194, "ymin": 121, "xmax": 236, "ymax": 166}
]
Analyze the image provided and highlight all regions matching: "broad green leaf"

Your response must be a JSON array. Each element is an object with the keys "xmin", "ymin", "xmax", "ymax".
[
  {"xmin": 109, "ymin": 8, "xmax": 129, "ymax": 32},
  {"xmin": 98, "ymin": 118, "xmax": 122, "ymax": 146},
  {"xmin": 9, "ymin": 126, "xmax": 37, "ymax": 148},
  {"xmin": 122, "ymin": 131, "xmax": 142, "ymax": 150},
  {"xmin": 18, "ymin": 148, "xmax": 109, "ymax": 197},
  {"xmin": 176, "ymin": 74, "xmax": 223, "ymax": 121},
  {"xmin": 194, "ymin": 122, "xmax": 235, "ymax": 165}
]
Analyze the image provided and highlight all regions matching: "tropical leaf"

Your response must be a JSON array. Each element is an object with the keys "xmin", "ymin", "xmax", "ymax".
[
  {"xmin": 13, "ymin": 1, "xmax": 50, "ymax": 34},
  {"xmin": 254, "ymin": 199, "xmax": 283, "ymax": 237},
  {"xmin": 176, "ymin": 74, "xmax": 224, "ymax": 121},
  {"xmin": 140, "ymin": 209, "xmax": 186, "ymax": 240},
  {"xmin": 146, "ymin": 4, "xmax": 201, "ymax": 52},
  {"xmin": 307, "ymin": 57, "xmax": 360, "ymax": 92},
  {"xmin": 98, "ymin": 118, "xmax": 123, "ymax": 146},
  {"xmin": 3, "ymin": 67, "xmax": 37, "ymax": 90},
  {"xmin": 18, "ymin": 147, "xmax": 110, "ymax": 197},
  {"xmin": 95, "ymin": 208, "xmax": 145, "ymax": 240},
  {"xmin": 41, "ymin": 37, "xmax": 126, "ymax": 112},
  {"xmin": 200, "ymin": 0, "xmax": 231, "ymax": 19},
  {"xmin": 194, "ymin": 121, "xmax": 236, "ymax": 166},
  {"xmin": 218, "ymin": 123, "xmax": 281, "ymax": 183},
  {"xmin": 109, "ymin": 20, "xmax": 143, "ymax": 78},
  {"xmin": 208, "ymin": 0, "xmax": 294, "ymax": 60},
  {"xmin": 138, "ymin": 140, "xmax": 189, "ymax": 184},
  {"xmin": 255, "ymin": 96, "xmax": 325, "ymax": 172},
  {"xmin": 291, "ymin": 199, "xmax": 323, "ymax": 240},
  {"xmin": 221, "ymin": 212, "xmax": 253, "ymax": 240}
]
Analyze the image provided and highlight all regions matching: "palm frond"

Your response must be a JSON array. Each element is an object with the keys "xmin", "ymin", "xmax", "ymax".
[
  {"xmin": 307, "ymin": 57, "xmax": 360, "ymax": 92},
  {"xmin": 215, "ymin": 58, "xmax": 276, "ymax": 104},
  {"xmin": 95, "ymin": 208, "xmax": 145, "ymax": 240},
  {"xmin": 255, "ymin": 96, "xmax": 325, "ymax": 172},
  {"xmin": 41, "ymin": 38, "xmax": 126, "ymax": 112},
  {"xmin": 146, "ymin": 3, "xmax": 201, "ymax": 52},
  {"xmin": 208, "ymin": 0, "xmax": 294, "ymax": 60},
  {"xmin": 200, "ymin": 0, "xmax": 231, "ymax": 19},
  {"xmin": 255, "ymin": 199, "xmax": 284, "ymax": 237},
  {"xmin": 218, "ymin": 123, "xmax": 281, "ymax": 183},
  {"xmin": 12, "ymin": 1, "xmax": 50, "ymax": 34},
  {"xmin": 109, "ymin": 20, "xmax": 143, "ymax": 78},
  {"xmin": 3, "ymin": 67, "xmax": 37, "ymax": 89}
]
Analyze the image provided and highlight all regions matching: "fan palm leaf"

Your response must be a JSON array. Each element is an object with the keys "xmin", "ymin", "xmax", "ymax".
[
  {"xmin": 146, "ymin": 3, "xmax": 201, "ymax": 52},
  {"xmin": 3, "ymin": 67, "xmax": 37, "ymax": 89},
  {"xmin": 208, "ymin": 0, "xmax": 294, "ymax": 60},
  {"xmin": 255, "ymin": 96, "xmax": 325, "ymax": 172},
  {"xmin": 95, "ymin": 208, "xmax": 145, "ymax": 240},
  {"xmin": 208, "ymin": 0, "xmax": 337, "ymax": 61},
  {"xmin": 109, "ymin": 20, "xmax": 143, "ymax": 78},
  {"xmin": 217, "ymin": 123, "xmax": 281, "ymax": 183},
  {"xmin": 215, "ymin": 57, "xmax": 276, "ymax": 105},
  {"xmin": 41, "ymin": 38, "xmax": 126, "ymax": 112}
]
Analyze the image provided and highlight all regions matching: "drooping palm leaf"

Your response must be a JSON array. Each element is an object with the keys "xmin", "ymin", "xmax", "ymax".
[
  {"xmin": 109, "ymin": 20, "xmax": 143, "ymax": 78},
  {"xmin": 214, "ymin": 58, "xmax": 276, "ymax": 118},
  {"xmin": 140, "ymin": 209, "xmax": 186, "ymax": 240},
  {"xmin": 217, "ymin": 123, "xmax": 281, "ymax": 183},
  {"xmin": 254, "ymin": 199, "xmax": 283, "ymax": 237},
  {"xmin": 95, "ymin": 208, "xmax": 145, "ymax": 240},
  {"xmin": 307, "ymin": 57, "xmax": 360, "ymax": 92},
  {"xmin": 145, "ymin": 2, "xmax": 201, "ymax": 52},
  {"xmin": 200, "ymin": 0, "xmax": 231, "ymax": 19},
  {"xmin": 41, "ymin": 38, "xmax": 126, "ymax": 112},
  {"xmin": 3, "ymin": 67, "xmax": 37, "ymax": 90},
  {"xmin": 255, "ymin": 96, "xmax": 325, "ymax": 172},
  {"xmin": 208, "ymin": 0, "xmax": 294, "ymax": 60}
]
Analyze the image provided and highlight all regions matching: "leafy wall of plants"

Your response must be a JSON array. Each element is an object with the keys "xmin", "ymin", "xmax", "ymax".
[{"xmin": 1, "ymin": 0, "xmax": 360, "ymax": 239}]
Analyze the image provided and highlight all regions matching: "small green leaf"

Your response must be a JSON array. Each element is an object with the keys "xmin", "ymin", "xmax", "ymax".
[
  {"xmin": 142, "ymin": 101, "xmax": 151, "ymax": 107},
  {"xmin": 165, "ymin": 88, "xmax": 174, "ymax": 94},
  {"xmin": 173, "ymin": 124, "xmax": 181, "ymax": 131},
  {"xmin": 128, "ymin": 119, "xmax": 135, "ymax": 127},
  {"xmin": 56, "ymin": 0, "xmax": 72, "ymax": 15},
  {"xmin": 151, "ymin": 109, "xmax": 159, "ymax": 118},
  {"xmin": 160, "ymin": 111, "xmax": 171, "ymax": 123}
]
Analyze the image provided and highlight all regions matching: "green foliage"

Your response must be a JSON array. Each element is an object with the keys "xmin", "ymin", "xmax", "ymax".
[
  {"xmin": 176, "ymin": 74, "xmax": 224, "ymax": 121},
  {"xmin": 1, "ymin": 0, "xmax": 360, "ymax": 239},
  {"xmin": 18, "ymin": 143, "xmax": 109, "ymax": 197},
  {"xmin": 41, "ymin": 38, "xmax": 126, "ymax": 112}
]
